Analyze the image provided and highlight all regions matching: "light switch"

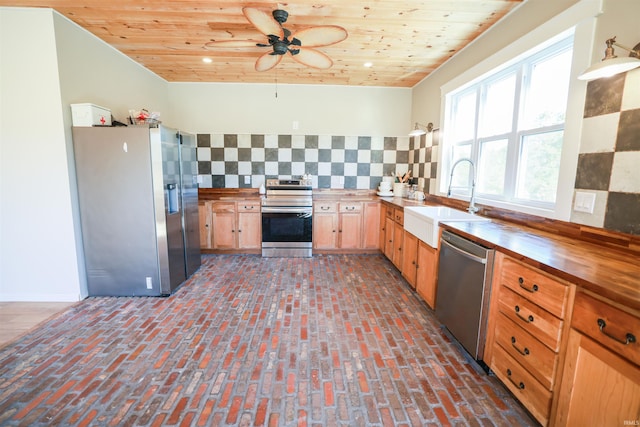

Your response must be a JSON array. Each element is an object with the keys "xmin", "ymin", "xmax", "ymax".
[
  {"xmin": 573, "ymin": 191, "xmax": 596, "ymax": 214},
  {"xmin": 244, "ymin": 176, "xmax": 251, "ymax": 185}
]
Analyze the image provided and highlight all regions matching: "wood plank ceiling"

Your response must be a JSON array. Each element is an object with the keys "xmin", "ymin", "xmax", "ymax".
[{"xmin": 0, "ymin": 0, "xmax": 524, "ymax": 87}]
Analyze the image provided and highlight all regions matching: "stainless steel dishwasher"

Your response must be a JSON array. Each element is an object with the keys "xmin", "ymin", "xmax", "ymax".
[{"xmin": 435, "ymin": 230, "xmax": 495, "ymax": 362}]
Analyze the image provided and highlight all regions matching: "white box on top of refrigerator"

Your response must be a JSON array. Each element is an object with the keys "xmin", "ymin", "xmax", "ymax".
[{"xmin": 71, "ymin": 103, "xmax": 112, "ymax": 126}]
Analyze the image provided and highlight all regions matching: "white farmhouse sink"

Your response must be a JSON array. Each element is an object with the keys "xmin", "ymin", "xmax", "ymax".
[{"xmin": 404, "ymin": 206, "xmax": 490, "ymax": 248}]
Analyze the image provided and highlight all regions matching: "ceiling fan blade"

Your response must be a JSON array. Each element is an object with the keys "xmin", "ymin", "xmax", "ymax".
[
  {"xmin": 292, "ymin": 26, "xmax": 348, "ymax": 47},
  {"xmin": 255, "ymin": 52, "xmax": 283, "ymax": 72},
  {"xmin": 243, "ymin": 7, "xmax": 284, "ymax": 39},
  {"xmin": 291, "ymin": 48, "xmax": 333, "ymax": 69},
  {"xmin": 205, "ymin": 40, "xmax": 262, "ymax": 49}
]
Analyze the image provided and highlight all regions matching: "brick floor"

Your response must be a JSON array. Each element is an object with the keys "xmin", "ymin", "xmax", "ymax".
[{"xmin": 0, "ymin": 255, "xmax": 536, "ymax": 426}]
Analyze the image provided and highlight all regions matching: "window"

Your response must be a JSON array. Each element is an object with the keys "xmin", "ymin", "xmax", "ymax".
[{"xmin": 441, "ymin": 36, "xmax": 573, "ymax": 210}]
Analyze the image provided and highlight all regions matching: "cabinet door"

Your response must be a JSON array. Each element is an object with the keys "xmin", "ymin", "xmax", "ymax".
[
  {"xmin": 379, "ymin": 204, "xmax": 388, "ymax": 251},
  {"xmin": 553, "ymin": 329, "xmax": 640, "ymax": 427},
  {"xmin": 339, "ymin": 212, "xmax": 362, "ymax": 249},
  {"xmin": 238, "ymin": 212, "xmax": 261, "ymax": 249},
  {"xmin": 392, "ymin": 221, "xmax": 404, "ymax": 270},
  {"xmin": 384, "ymin": 216, "xmax": 395, "ymax": 260},
  {"xmin": 198, "ymin": 202, "xmax": 212, "ymax": 249},
  {"xmin": 313, "ymin": 213, "xmax": 338, "ymax": 249},
  {"xmin": 211, "ymin": 202, "xmax": 237, "ymax": 249},
  {"xmin": 362, "ymin": 201, "xmax": 381, "ymax": 249},
  {"xmin": 402, "ymin": 231, "xmax": 418, "ymax": 288},
  {"xmin": 415, "ymin": 241, "xmax": 438, "ymax": 308}
]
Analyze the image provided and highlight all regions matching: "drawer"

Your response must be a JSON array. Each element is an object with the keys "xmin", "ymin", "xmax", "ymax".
[
  {"xmin": 498, "ymin": 286, "xmax": 564, "ymax": 352},
  {"xmin": 494, "ymin": 312, "xmax": 558, "ymax": 391},
  {"xmin": 386, "ymin": 207, "xmax": 394, "ymax": 219},
  {"xmin": 339, "ymin": 202, "xmax": 362, "ymax": 213},
  {"xmin": 314, "ymin": 202, "xmax": 337, "ymax": 213},
  {"xmin": 491, "ymin": 344, "xmax": 552, "ymax": 426},
  {"xmin": 237, "ymin": 201, "xmax": 260, "ymax": 212},
  {"xmin": 210, "ymin": 201, "xmax": 235, "ymax": 213},
  {"xmin": 571, "ymin": 291, "xmax": 640, "ymax": 366},
  {"xmin": 500, "ymin": 257, "xmax": 569, "ymax": 319},
  {"xmin": 393, "ymin": 208, "xmax": 404, "ymax": 225}
]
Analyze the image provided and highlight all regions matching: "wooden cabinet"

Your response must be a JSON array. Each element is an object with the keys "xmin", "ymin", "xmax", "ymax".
[
  {"xmin": 362, "ymin": 201, "xmax": 380, "ymax": 249},
  {"xmin": 237, "ymin": 201, "xmax": 261, "ymax": 249},
  {"xmin": 198, "ymin": 201, "xmax": 212, "ymax": 249},
  {"xmin": 552, "ymin": 291, "xmax": 640, "ymax": 427},
  {"xmin": 392, "ymin": 219, "xmax": 404, "ymax": 270},
  {"xmin": 402, "ymin": 231, "xmax": 418, "ymax": 288},
  {"xmin": 415, "ymin": 241, "xmax": 438, "ymax": 309},
  {"xmin": 382, "ymin": 205, "xmax": 404, "ymax": 266},
  {"xmin": 313, "ymin": 200, "xmax": 380, "ymax": 251},
  {"xmin": 379, "ymin": 203, "xmax": 388, "ymax": 251},
  {"xmin": 339, "ymin": 202, "xmax": 363, "ymax": 249},
  {"xmin": 201, "ymin": 199, "xmax": 261, "ymax": 252},
  {"xmin": 211, "ymin": 201, "xmax": 237, "ymax": 249},
  {"xmin": 402, "ymin": 229, "xmax": 438, "ymax": 308},
  {"xmin": 485, "ymin": 252, "xmax": 573, "ymax": 426}
]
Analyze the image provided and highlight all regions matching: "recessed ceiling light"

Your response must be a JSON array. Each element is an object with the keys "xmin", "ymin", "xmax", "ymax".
[
  {"xmin": 364, "ymin": 62, "xmax": 373, "ymax": 68},
  {"xmin": 202, "ymin": 57, "xmax": 213, "ymax": 64}
]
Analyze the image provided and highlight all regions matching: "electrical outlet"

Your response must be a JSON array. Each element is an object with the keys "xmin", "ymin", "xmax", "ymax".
[
  {"xmin": 292, "ymin": 121, "xmax": 299, "ymax": 130},
  {"xmin": 244, "ymin": 176, "xmax": 251, "ymax": 185},
  {"xmin": 146, "ymin": 277, "xmax": 153, "ymax": 289}
]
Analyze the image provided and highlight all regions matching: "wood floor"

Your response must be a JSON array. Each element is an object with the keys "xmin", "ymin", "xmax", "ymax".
[{"xmin": 0, "ymin": 302, "xmax": 76, "ymax": 348}]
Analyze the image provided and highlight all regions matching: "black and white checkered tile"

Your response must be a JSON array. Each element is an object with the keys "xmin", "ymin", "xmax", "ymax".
[{"xmin": 196, "ymin": 133, "xmax": 413, "ymax": 190}]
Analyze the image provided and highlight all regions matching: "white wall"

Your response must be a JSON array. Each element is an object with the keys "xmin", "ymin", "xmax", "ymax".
[
  {"xmin": 0, "ymin": 8, "xmax": 80, "ymax": 301},
  {"xmin": 168, "ymin": 82, "xmax": 411, "ymax": 136},
  {"xmin": 0, "ymin": 8, "xmax": 170, "ymax": 301}
]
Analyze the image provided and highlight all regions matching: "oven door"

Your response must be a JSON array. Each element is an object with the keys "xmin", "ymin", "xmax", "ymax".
[{"xmin": 261, "ymin": 206, "xmax": 313, "ymax": 244}]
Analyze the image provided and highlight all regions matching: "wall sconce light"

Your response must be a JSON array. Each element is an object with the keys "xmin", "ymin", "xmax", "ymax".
[
  {"xmin": 408, "ymin": 122, "xmax": 435, "ymax": 136},
  {"xmin": 578, "ymin": 36, "xmax": 640, "ymax": 81}
]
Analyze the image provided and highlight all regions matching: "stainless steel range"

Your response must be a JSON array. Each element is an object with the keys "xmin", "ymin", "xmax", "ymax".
[{"xmin": 261, "ymin": 178, "xmax": 313, "ymax": 257}]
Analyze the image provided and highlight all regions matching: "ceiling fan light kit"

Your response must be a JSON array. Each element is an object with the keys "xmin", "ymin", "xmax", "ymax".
[{"xmin": 205, "ymin": 7, "xmax": 347, "ymax": 72}]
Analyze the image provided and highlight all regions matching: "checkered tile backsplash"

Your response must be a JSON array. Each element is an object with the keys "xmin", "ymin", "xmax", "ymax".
[
  {"xmin": 196, "ymin": 134, "xmax": 432, "ymax": 191},
  {"xmin": 572, "ymin": 68, "xmax": 640, "ymax": 235}
]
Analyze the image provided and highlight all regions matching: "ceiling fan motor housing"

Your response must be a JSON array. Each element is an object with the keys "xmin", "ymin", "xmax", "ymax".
[{"xmin": 272, "ymin": 9, "xmax": 288, "ymax": 24}]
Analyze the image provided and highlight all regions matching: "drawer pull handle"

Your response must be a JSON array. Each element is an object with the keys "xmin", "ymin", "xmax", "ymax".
[
  {"xmin": 321, "ymin": 206, "xmax": 330, "ymax": 210},
  {"xmin": 506, "ymin": 369, "xmax": 525, "ymax": 390},
  {"xmin": 244, "ymin": 206, "xmax": 253, "ymax": 209},
  {"xmin": 514, "ymin": 306, "xmax": 534, "ymax": 323},
  {"xmin": 510, "ymin": 336, "xmax": 530, "ymax": 356},
  {"xmin": 597, "ymin": 318, "xmax": 637, "ymax": 345},
  {"xmin": 518, "ymin": 277, "xmax": 538, "ymax": 293}
]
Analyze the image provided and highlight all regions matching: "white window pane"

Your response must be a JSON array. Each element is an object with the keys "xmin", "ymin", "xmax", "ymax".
[
  {"xmin": 450, "ymin": 91, "xmax": 477, "ymax": 142},
  {"xmin": 516, "ymin": 131, "xmax": 563, "ymax": 202},
  {"xmin": 478, "ymin": 139, "xmax": 508, "ymax": 195},
  {"xmin": 479, "ymin": 74, "xmax": 516, "ymax": 137},
  {"xmin": 521, "ymin": 48, "xmax": 572, "ymax": 129}
]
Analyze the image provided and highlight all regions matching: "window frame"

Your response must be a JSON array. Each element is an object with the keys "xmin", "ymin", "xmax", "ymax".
[{"xmin": 440, "ymin": 35, "xmax": 574, "ymax": 212}]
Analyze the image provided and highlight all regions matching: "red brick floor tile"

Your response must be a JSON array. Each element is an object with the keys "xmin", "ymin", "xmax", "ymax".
[{"xmin": 0, "ymin": 254, "xmax": 536, "ymax": 426}]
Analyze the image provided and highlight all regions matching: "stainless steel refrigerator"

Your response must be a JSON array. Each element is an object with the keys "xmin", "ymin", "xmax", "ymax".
[{"xmin": 72, "ymin": 125, "xmax": 201, "ymax": 296}]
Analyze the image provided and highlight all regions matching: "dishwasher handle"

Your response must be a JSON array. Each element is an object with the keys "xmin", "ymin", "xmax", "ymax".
[{"xmin": 440, "ymin": 238, "xmax": 487, "ymax": 264}]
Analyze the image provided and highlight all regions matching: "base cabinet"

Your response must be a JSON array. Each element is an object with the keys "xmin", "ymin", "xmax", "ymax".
[
  {"xmin": 313, "ymin": 200, "xmax": 379, "ymax": 251},
  {"xmin": 200, "ymin": 200, "xmax": 261, "ymax": 251},
  {"xmin": 485, "ymin": 252, "xmax": 572, "ymax": 426},
  {"xmin": 415, "ymin": 241, "xmax": 438, "ymax": 309},
  {"xmin": 552, "ymin": 291, "xmax": 640, "ymax": 426}
]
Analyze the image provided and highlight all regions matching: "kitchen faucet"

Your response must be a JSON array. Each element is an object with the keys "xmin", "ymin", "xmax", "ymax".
[{"xmin": 447, "ymin": 158, "xmax": 479, "ymax": 214}]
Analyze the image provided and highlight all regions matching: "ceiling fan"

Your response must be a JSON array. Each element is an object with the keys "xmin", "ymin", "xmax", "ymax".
[{"xmin": 205, "ymin": 7, "xmax": 348, "ymax": 72}]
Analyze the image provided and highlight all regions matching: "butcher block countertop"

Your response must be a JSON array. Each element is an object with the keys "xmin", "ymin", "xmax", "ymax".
[{"xmin": 380, "ymin": 196, "xmax": 640, "ymax": 311}]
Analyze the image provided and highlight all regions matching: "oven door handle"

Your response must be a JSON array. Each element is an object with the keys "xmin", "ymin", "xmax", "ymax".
[{"xmin": 262, "ymin": 206, "xmax": 313, "ymax": 215}]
